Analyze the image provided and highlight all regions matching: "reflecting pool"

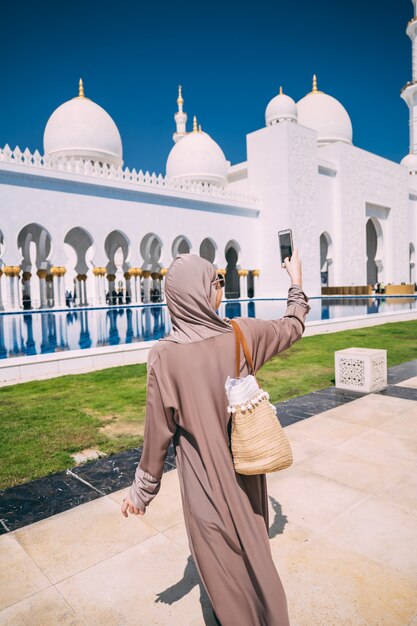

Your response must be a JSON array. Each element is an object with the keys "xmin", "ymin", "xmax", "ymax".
[{"xmin": 0, "ymin": 295, "xmax": 416, "ymax": 360}]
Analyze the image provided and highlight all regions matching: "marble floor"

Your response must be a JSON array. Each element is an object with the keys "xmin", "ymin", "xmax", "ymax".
[{"xmin": 1, "ymin": 380, "xmax": 417, "ymax": 625}]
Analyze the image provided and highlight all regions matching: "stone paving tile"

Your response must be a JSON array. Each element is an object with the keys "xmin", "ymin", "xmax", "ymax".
[
  {"xmin": 0, "ymin": 534, "xmax": 51, "ymax": 611},
  {"xmin": 284, "ymin": 414, "xmax": 371, "ymax": 445},
  {"xmin": 13, "ymin": 495, "xmax": 158, "ymax": 584},
  {"xmin": 265, "ymin": 465, "xmax": 367, "ymax": 532},
  {"xmin": 269, "ymin": 521, "xmax": 417, "ymax": 626},
  {"xmin": 55, "ymin": 533, "xmax": 216, "ymax": 626},
  {"xmin": 321, "ymin": 494, "xmax": 417, "ymax": 579},
  {"xmin": 0, "ymin": 586, "xmax": 87, "ymax": 626},
  {"xmin": 337, "ymin": 427, "xmax": 417, "ymax": 468},
  {"xmin": 371, "ymin": 465, "xmax": 417, "ymax": 512},
  {"xmin": 296, "ymin": 446, "xmax": 412, "ymax": 494}
]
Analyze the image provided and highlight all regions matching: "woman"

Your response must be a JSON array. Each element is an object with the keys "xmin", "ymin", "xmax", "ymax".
[{"xmin": 122, "ymin": 248, "xmax": 311, "ymax": 625}]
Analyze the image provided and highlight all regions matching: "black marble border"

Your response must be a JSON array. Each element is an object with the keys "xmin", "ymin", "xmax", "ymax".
[{"xmin": 1, "ymin": 359, "xmax": 416, "ymax": 534}]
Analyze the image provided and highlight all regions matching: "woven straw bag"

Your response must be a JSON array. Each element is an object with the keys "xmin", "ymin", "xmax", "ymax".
[{"xmin": 225, "ymin": 319, "xmax": 293, "ymax": 476}]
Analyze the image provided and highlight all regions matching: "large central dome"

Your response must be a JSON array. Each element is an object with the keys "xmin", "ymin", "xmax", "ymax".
[{"xmin": 43, "ymin": 79, "xmax": 123, "ymax": 167}]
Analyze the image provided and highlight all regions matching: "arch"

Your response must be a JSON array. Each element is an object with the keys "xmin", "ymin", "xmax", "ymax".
[
  {"xmin": 199, "ymin": 237, "xmax": 217, "ymax": 264},
  {"xmin": 410, "ymin": 242, "xmax": 416, "ymax": 286},
  {"xmin": 172, "ymin": 235, "xmax": 191, "ymax": 258},
  {"xmin": 225, "ymin": 239, "xmax": 240, "ymax": 299},
  {"xmin": 105, "ymin": 230, "xmax": 131, "ymax": 273},
  {"xmin": 140, "ymin": 232, "xmax": 163, "ymax": 271},
  {"xmin": 319, "ymin": 231, "xmax": 333, "ymax": 286},
  {"xmin": 17, "ymin": 223, "xmax": 54, "ymax": 309},
  {"xmin": 17, "ymin": 223, "xmax": 52, "ymax": 270},
  {"xmin": 366, "ymin": 217, "xmax": 383, "ymax": 285},
  {"xmin": 139, "ymin": 233, "xmax": 164, "ymax": 304},
  {"xmin": 64, "ymin": 227, "xmax": 94, "ymax": 275},
  {"xmin": 104, "ymin": 230, "xmax": 131, "ymax": 306}
]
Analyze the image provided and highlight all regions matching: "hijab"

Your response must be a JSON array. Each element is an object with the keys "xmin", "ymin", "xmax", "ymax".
[{"xmin": 160, "ymin": 253, "xmax": 234, "ymax": 344}]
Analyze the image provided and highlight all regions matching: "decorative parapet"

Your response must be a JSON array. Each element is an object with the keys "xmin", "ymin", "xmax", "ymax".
[{"xmin": 0, "ymin": 144, "xmax": 259, "ymax": 206}]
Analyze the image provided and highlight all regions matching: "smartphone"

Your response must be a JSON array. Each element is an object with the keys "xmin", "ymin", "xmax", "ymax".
[{"xmin": 278, "ymin": 229, "xmax": 294, "ymax": 268}]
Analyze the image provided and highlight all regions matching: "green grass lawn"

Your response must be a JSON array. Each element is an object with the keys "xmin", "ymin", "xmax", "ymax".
[{"xmin": 1, "ymin": 319, "xmax": 416, "ymax": 490}]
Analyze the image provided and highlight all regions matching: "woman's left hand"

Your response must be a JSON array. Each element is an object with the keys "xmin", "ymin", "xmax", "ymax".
[{"xmin": 121, "ymin": 493, "xmax": 145, "ymax": 517}]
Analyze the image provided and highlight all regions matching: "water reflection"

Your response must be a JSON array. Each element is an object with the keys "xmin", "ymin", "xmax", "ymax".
[{"xmin": 0, "ymin": 295, "xmax": 416, "ymax": 360}]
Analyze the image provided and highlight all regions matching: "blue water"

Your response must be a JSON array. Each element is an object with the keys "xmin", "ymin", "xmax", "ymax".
[{"xmin": 0, "ymin": 295, "xmax": 416, "ymax": 360}]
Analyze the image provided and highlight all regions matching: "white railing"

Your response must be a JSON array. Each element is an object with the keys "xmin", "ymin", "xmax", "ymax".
[{"xmin": 0, "ymin": 144, "xmax": 259, "ymax": 205}]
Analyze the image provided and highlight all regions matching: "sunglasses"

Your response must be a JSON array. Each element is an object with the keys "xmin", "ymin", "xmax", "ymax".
[{"xmin": 212, "ymin": 274, "xmax": 225, "ymax": 288}]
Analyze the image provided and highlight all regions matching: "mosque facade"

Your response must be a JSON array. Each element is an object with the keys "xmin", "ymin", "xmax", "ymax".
[{"xmin": 0, "ymin": 6, "xmax": 417, "ymax": 311}]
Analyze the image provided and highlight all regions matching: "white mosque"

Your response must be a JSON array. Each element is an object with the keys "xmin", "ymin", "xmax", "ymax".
[{"xmin": 0, "ymin": 5, "xmax": 416, "ymax": 312}]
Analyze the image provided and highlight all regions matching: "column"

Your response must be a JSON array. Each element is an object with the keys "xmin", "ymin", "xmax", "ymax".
[
  {"xmin": 142, "ymin": 270, "xmax": 151, "ymax": 303},
  {"xmin": 128, "ymin": 268, "xmax": 143, "ymax": 304},
  {"xmin": 151, "ymin": 272, "xmax": 161, "ymax": 302},
  {"xmin": 124, "ymin": 272, "xmax": 132, "ymax": 304},
  {"xmin": 160, "ymin": 268, "xmax": 168, "ymax": 302},
  {"xmin": 251, "ymin": 269, "xmax": 260, "ymax": 297},
  {"xmin": 21, "ymin": 271, "xmax": 32, "ymax": 310},
  {"xmin": 107, "ymin": 273, "xmax": 116, "ymax": 304},
  {"xmin": 237, "ymin": 269, "xmax": 249, "ymax": 298},
  {"xmin": 80, "ymin": 274, "xmax": 88, "ymax": 306},
  {"xmin": 46, "ymin": 273, "xmax": 54, "ymax": 308},
  {"xmin": 37, "ymin": 270, "xmax": 48, "ymax": 308},
  {"xmin": 0, "ymin": 269, "xmax": 3, "ymax": 311},
  {"xmin": 3, "ymin": 266, "xmax": 21, "ymax": 310},
  {"xmin": 51, "ymin": 266, "xmax": 66, "ymax": 309},
  {"xmin": 29, "ymin": 269, "xmax": 40, "ymax": 309},
  {"xmin": 93, "ymin": 267, "xmax": 107, "ymax": 306}
]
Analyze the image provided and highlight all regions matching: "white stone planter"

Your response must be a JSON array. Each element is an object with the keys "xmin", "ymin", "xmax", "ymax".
[{"xmin": 334, "ymin": 347, "xmax": 387, "ymax": 393}]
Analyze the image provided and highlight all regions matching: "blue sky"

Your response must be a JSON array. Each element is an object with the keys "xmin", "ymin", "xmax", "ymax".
[{"xmin": 0, "ymin": 0, "xmax": 412, "ymax": 173}]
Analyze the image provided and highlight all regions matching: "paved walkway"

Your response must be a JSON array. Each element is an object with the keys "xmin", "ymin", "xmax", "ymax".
[{"xmin": 1, "ymin": 382, "xmax": 417, "ymax": 625}]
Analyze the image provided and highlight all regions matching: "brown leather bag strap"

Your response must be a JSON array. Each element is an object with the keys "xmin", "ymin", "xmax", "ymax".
[
  {"xmin": 230, "ymin": 320, "xmax": 257, "ymax": 381},
  {"xmin": 232, "ymin": 320, "xmax": 241, "ymax": 378}
]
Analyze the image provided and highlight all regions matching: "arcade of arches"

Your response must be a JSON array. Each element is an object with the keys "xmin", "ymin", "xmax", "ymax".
[{"xmin": 0, "ymin": 228, "xmax": 261, "ymax": 311}]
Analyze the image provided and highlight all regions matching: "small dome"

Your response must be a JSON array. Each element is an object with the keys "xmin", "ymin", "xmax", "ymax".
[
  {"xmin": 265, "ymin": 87, "xmax": 297, "ymax": 125},
  {"xmin": 166, "ymin": 118, "xmax": 227, "ymax": 187},
  {"xmin": 401, "ymin": 152, "xmax": 417, "ymax": 173},
  {"xmin": 297, "ymin": 76, "xmax": 352, "ymax": 146},
  {"xmin": 43, "ymin": 80, "xmax": 123, "ymax": 167}
]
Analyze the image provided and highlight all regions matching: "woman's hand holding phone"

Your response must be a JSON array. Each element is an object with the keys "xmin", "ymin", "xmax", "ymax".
[{"xmin": 283, "ymin": 246, "xmax": 302, "ymax": 288}]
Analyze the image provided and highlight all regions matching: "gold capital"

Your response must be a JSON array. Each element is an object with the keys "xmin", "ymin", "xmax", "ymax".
[
  {"xmin": 93, "ymin": 267, "xmax": 107, "ymax": 276},
  {"xmin": 128, "ymin": 267, "xmax": 143, "ymax": 278},
  {"xmin": 51, "ymin": 266, "xmax": 66, "ymax": 277},
  {"xmin": 3, "ymin": 265, "xmax": 21, "ymax": 277}
]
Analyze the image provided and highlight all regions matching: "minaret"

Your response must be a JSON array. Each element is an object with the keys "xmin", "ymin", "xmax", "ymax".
[
  {"xmin": 401, "ymin": 1, "xmax": 417, "ymax": 154},
  {"xmin": 173, "ymin": 85, "xmax": 188, "ymax": 143}
]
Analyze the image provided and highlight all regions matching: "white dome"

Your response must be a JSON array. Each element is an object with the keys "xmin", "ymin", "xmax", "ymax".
[
  {"xmin": 297, "ymin": 78, "xmax": 352, "ymax": 146},
  {"xmin": 166, "ymin": 124, "xmax": 227, "ymax": 187},
  {"xmin": 401, "ymin": 152, "xmax": 417, "ymax": 173},
  {"xmin": 265, "ymin": 88, "xmax": 297, "ymax": 125},
  {"xmin": 43, "ymin": 82, "xmax": 123, "ymax": 167}
]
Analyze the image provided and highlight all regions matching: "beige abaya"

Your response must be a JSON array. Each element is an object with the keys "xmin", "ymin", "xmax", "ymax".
[{"xmin": 129, "ymin": 253, "xmax": 311, "ymax": 626}]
